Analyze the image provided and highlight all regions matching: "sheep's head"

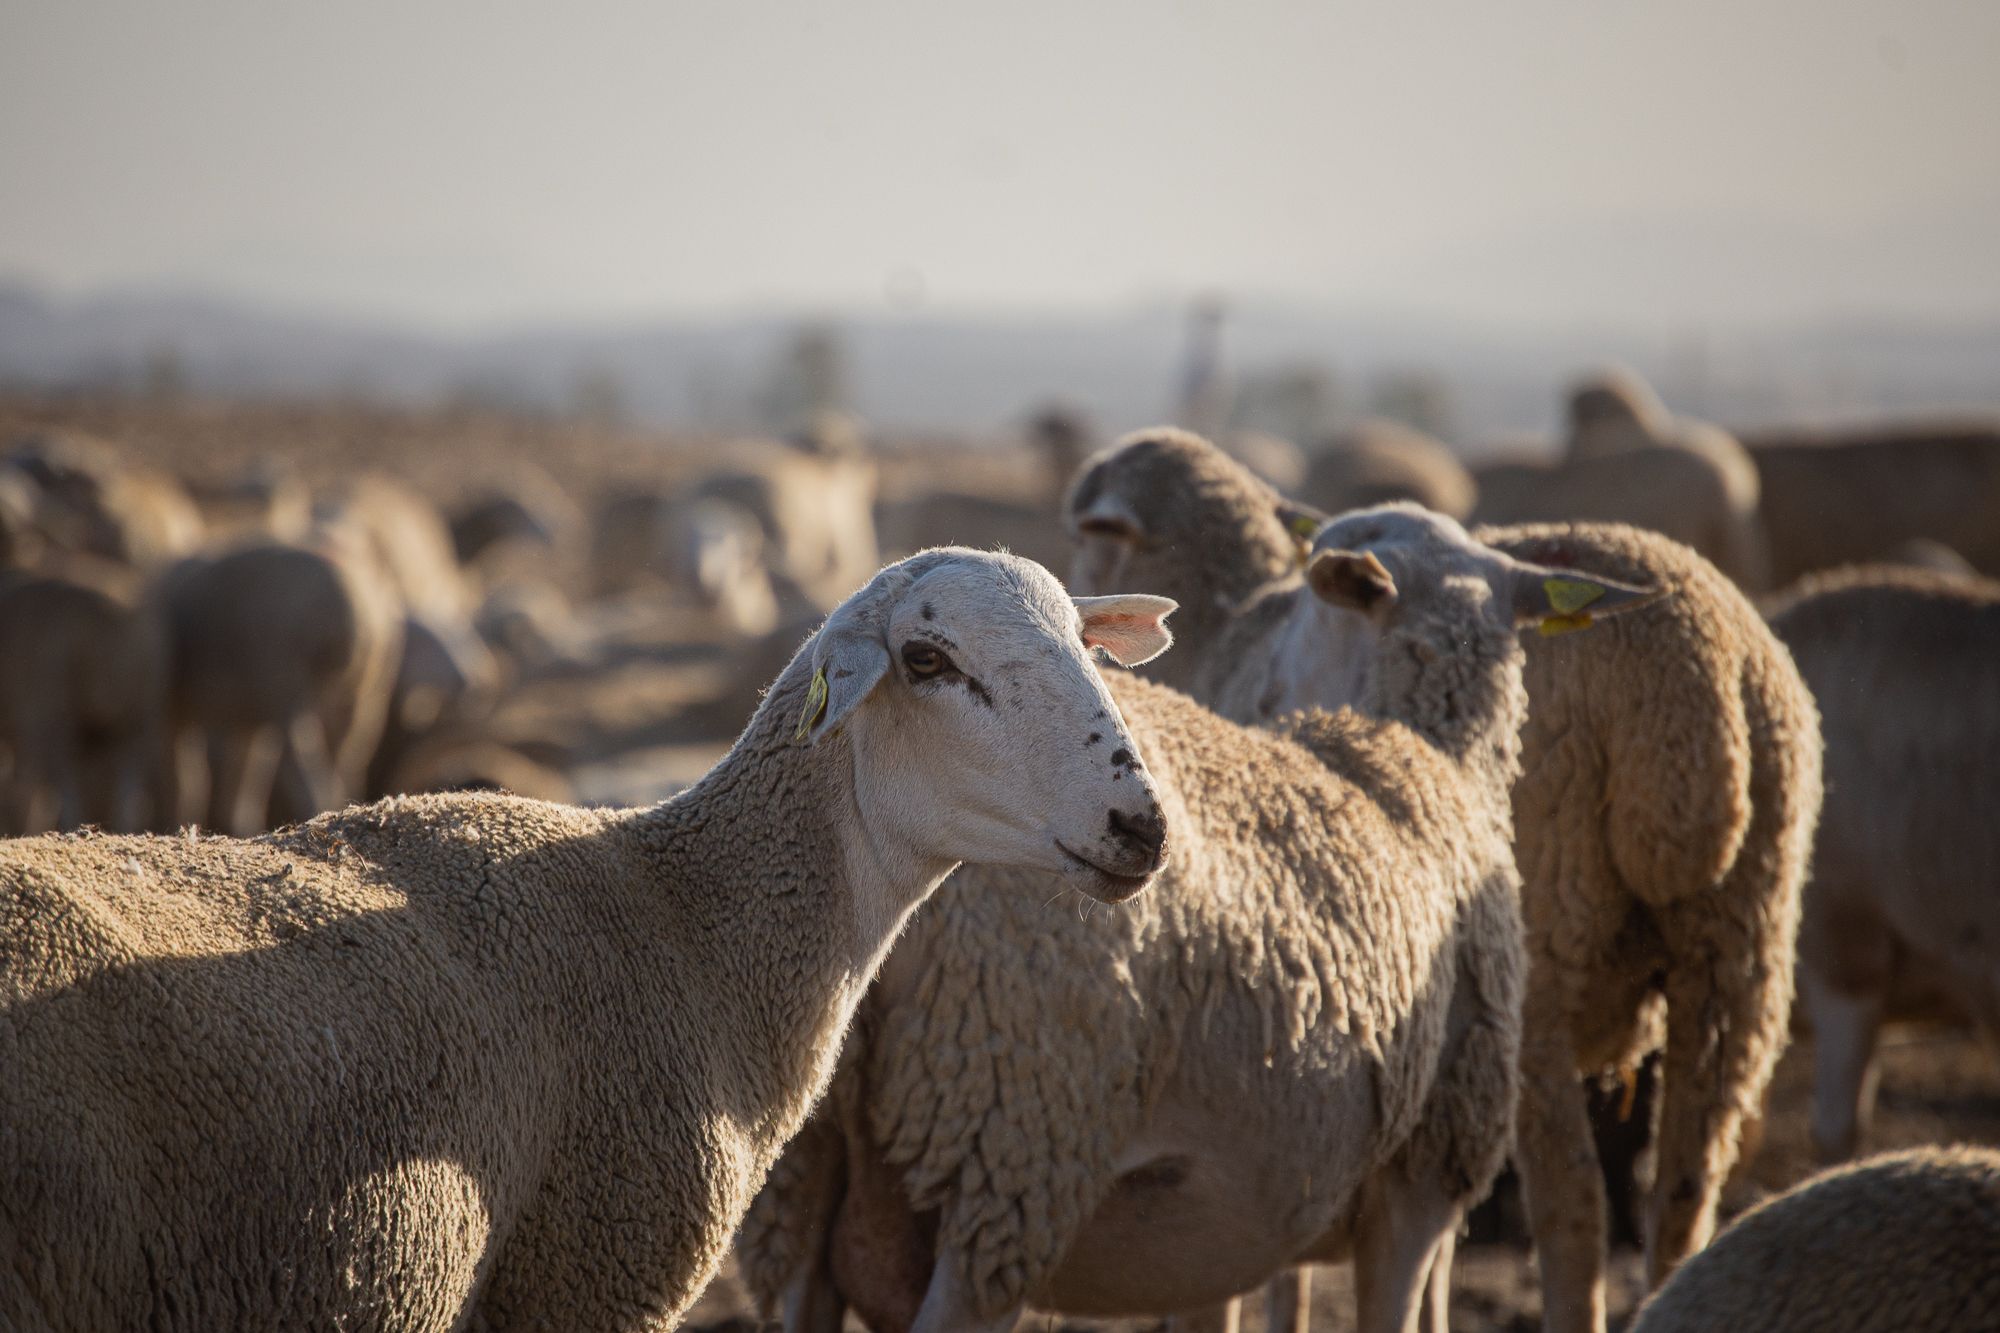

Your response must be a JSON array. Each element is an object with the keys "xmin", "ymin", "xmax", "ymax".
[
  {"xmin": 1270, "ymin": 503, "xmax": 1658, "ymax": 715},
  {"xmin": 1566, "ymin": 366, "xmax": 1670, "ymax": 456},
  {"xmin": 799, "ymin": 547, "xmax": 1175, "ymax": 903},
  {"xmin": 1065, "ymin": 429, "xmax": 1312, "ymax": 679}
]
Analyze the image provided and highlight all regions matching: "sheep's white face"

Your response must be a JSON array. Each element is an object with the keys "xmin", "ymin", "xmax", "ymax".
[{"xmin": 804, "ymin": 549, "xmax": 1175, "ymax": 903}]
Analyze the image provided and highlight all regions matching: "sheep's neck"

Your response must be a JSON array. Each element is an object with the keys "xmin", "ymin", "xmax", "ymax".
[
  {"xmin": 635, "ymin": 661, "xmax": 950, "ymax": 1154},
  {"xmin": 1364, "ymin": 620, "xmax": 1528, "ymax": 796}
]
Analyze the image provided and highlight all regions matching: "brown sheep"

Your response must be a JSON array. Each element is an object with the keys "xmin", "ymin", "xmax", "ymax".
[
  {"xmin": 0, "ymin": 563, "xmax": 164, "ymax": 833},
  {"xmin": 159, "ymin": 538, "xmax": 404, "ymax": 835}
]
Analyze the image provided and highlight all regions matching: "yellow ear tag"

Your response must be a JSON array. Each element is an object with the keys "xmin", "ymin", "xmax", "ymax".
[
  {"xmin": 794, "ymin": 668, "xmax": 829, "ymax": 742},
  {"xmin": 1538, "ymin": 612, "xmax": 1594, "ymax": 637}
]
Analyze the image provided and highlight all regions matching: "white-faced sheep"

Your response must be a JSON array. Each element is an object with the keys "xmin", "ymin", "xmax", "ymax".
[
  {"xmin": 1297, "ymin": 419, "xmax": 1477, "ymax": 521},
  {"xmin": 0, "ymin": 548, "xmax": 1177, "ymax": 1332},
  {"xmin": 1629, "ymin": 1145, "xmax": 2000, "ymax": 1332},
  {"xmin": 1067, "ymin": 433, "xmax": 1821, "ymax": 1333},
  {"xmin": 1740, "ymin": 419, "xmax": 2000, "ymax": 582},
  {"xmin": 1765, "ymin": 564, "xmax": 2000, "ymax": 1161},
  {"xmin": 741, "ymin": 510, "xmax": 1659, "ymax": 1333}
]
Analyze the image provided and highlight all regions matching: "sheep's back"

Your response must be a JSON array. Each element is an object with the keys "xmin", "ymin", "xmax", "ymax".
[
  {"xmin": 1480, "ymin": 522, "xmax": 1818, "ymax": 913},
  {"xmin": 1770, "ymin": 567, "xmax": 2000, "ymax": 976}
]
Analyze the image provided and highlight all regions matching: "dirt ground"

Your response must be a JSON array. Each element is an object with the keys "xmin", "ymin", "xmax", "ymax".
[{"xmin": 680, "ymin": 1023, "xmax": 2000, "ymax": 1332}]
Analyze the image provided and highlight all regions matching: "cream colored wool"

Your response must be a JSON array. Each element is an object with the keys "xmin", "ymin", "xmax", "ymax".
[
  {"xmin": 742, "ymin": 526, "xmax": 1546, "ymax": 1330},
  {"xmin": 1, "ymin": 548, "xmax": 1173, "ymax": 1333},
  {"xmin": 1062, "ymin": 431, "xmax": 1817, "ymax": 1333},
  {"xmin": 1741, "ymin": 421, "xmax": 2000, "ymax": 583},
  {"xmin": 1476, "ymin": 521, "xmax": 1820, "ymax": 1333},
  {"xmin": 1766, "ymin": 564, "xmax": 2000, "ymax": 1160},
  {"xmin": 1630, "ymin": 1145, "xmax": 2000, "ymax": 1332}
]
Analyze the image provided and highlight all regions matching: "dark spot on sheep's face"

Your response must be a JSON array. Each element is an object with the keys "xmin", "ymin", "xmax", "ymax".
[
  {"xmin": 920, "ymin": 603, "xmax": 934, "ymax": 620},
  {"xmin": 964, "ymin": 677, "xmax": 994, "ymax": 708},
  {"xmin": 833, "ymin": 668, "xmax": 855, "ymax": 680},
  {"xmin": 1086, "ymin": 732, "xmax": 1102, "ymax": 745},
  {"xmin": 1109, "ymin": 748, "xmax": 1137, "ymax": 771}
]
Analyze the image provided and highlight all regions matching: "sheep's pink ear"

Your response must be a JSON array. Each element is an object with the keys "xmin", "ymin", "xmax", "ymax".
[
  {"xmin": 1508, "ymin": 563, "xmax": 1661, "ymax": 636},
  {"xmin": 1075, "ymin": 594, "xmax": 1176, "ymax": 666},
  {"xmin": 1307, "ymin": 550, "xmax": 1398, "ymax": 617}
]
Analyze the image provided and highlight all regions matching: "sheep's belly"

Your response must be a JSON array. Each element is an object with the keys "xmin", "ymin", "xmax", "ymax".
[{"xmin": 1037, "ymin": 1082, "xmax": 1374, "ymax": 1317}]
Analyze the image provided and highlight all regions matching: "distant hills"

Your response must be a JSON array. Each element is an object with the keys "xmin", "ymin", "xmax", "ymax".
[{"xmin": 3, "ymin": 280, "xmax": 1995, "ymax": 453}]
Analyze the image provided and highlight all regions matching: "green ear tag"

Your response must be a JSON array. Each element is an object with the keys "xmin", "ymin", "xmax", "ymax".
[
  {"xmin": 1289, "ymin": 513, "xmax": 1321, "ymax": 541},
  {"xmin": 1544, "ymin": 577, "xmax": 1606, "ymax": 616},
  {"xmin": 794, "ymin": 669, "xmax": 829, "ymax": 742}
]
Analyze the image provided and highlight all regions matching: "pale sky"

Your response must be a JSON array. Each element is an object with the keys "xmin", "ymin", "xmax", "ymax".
[{"xmin": 5, "ymin": 0, "xmax": 1997, "ymax": 330}]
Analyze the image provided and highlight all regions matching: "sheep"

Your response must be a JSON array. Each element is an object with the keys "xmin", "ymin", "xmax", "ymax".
[
  {"xmin": 158, "ymin": 537, "xmax": 405, "ymax": 835},
  {"xmin": 1765, "ymin": 564, "xmax": 2000, "ymax": 1161},
  {"xmin": 741, "ymin": 510, "xmax": 1659, "ymax": 1333},
  {"xmin": 183, "ymin": 460, "xmax": 314, "ymax": 544},
  {"xmin": 1067, "ymin": 432, "xmax": 1820, "ymax": 1333},
  {"xmin": 1628, "ymin": 1145, "xmax": 2000, "ymax": 1332},
  {"xmin": 1297, "ymin": 419, "xmax": 1476, "ymax": 521},
  {"xmin": 1740, "ymin": 419, "xmax": 2000, "ymax": 582},
  {"xmin": 316, "ymin": 472, "xmax": 473, "ymax": 624},
  {"xmin": 691, "ymin": 426, "xmax": 881, "ymax": 614},
  {"xmin": 0, "ymin": 563, "xmax": 165, "ymax": 834},
  {"xmin": 1065, "ymin": 427, "xmax": 1315, "ymax": 698},
  {"xmin": 1472, "ymin": 444, "xmax": 1769, "ymax": 590},
  {"xmin": 1564, "ymin": 368, "xmax": 1762, "ymax": 526},
  {"xmin": 3, "ymin": 430, "xmax": 206, "ymax": 568},
  {"xmin": 0, "ymin": 547, "xmax": 1178, "ymax": 1332}
]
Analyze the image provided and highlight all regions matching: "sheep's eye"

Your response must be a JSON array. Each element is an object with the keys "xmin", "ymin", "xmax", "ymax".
[{"xmin": 901, "ymin": 644, "xmax": 951, "ymax": 677}]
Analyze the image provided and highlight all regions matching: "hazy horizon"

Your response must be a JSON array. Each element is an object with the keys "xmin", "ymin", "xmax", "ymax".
[{"xmin": 6, "ymin": 1, "xmax": 1999, "ymax": 334}]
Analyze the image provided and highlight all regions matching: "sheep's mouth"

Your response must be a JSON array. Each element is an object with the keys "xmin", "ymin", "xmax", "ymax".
[{"xmin": 1056, "ymin": 841, "xmax": 1156, "ymax": 902}]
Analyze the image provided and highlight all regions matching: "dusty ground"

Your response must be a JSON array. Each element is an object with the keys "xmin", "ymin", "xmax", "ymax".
[{"xmin": 680, "ymin": 1023, "xmax": 2000, "ymax": 1332}]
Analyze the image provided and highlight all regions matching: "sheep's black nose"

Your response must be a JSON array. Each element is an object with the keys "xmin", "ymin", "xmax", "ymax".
[{"xmin": 1108, "ymin": 807, "xmax": 1166, "ymax": 861}]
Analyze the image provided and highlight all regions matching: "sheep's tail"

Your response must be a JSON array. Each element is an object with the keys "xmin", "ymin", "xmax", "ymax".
[{"xmin": 1644, "ymin": 678, "xmax": 1818, "ymax": 1287}]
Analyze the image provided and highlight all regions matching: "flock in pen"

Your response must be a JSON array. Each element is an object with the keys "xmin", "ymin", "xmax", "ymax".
[{"xmin": 0, "ymin": 369, "xmax": 1997, "ymax": 1333}]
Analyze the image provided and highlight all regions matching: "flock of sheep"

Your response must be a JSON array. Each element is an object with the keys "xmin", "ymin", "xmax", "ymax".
[{"xmin": 0, "ymin": 370, "xmax": 1996, "ymax": 1332}]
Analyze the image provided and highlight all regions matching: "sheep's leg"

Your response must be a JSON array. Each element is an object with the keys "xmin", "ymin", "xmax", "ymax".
[
  {"xmin": 1169, "ymin": 1297, "xmax": 1240, "ymax": 1332},
  {"xmin": 211, "ymin": 724, "xmax": 281, "ymax": 836},
  {"xmin": 1418, "ymin": 1228, "xmax": 1454, "ymax": 1333},
  {"xmin": 908, "ymin": 1256, "xmax": 1019, "ymax": 1333},
  {"xmin": 780, "ymin": 1255, "xmax": 846, "ymax": 1333},
  {"xmin": 273, "ymin": 709, "xmax": 344, "ymax": 824},
  {"xmin": 1352, "ymin": 1173, "xmax": 1455, "ymax": 1333},
  {"xmin": 1516, "ymin": 998, "xmax": 1608, "ymax": 1333},
  {"xmin": 1800, "ymin": 967, "xmax": 1883, "ymax": 1162},
  {"xmin": 1266, "ymin": 1266, "xmax": 1311, "ymax": 1333}
]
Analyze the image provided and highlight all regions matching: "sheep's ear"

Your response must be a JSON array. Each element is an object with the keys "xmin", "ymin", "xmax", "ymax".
[
  {"xmin": 1275, "ymin": 499, "xmax": 1327, "ymax": 565},
  {"xmin": 1071, "ymin": 491, "xmax": 1143, "ymax": 541},
  {"xmin": 1306, "ymin": 550, "xmax": 1398, "ymax": 617},
  {"xmin": 1076, "ymin": 594, "xmax": 1177, "ymax": 666},
  {"xmin": 798, "ymin": 605, "xmax": 894, "ymax": 744},
  {"xmin": 1508, "ymin": 563, "xmax": 1661, "ymax": 636}
]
